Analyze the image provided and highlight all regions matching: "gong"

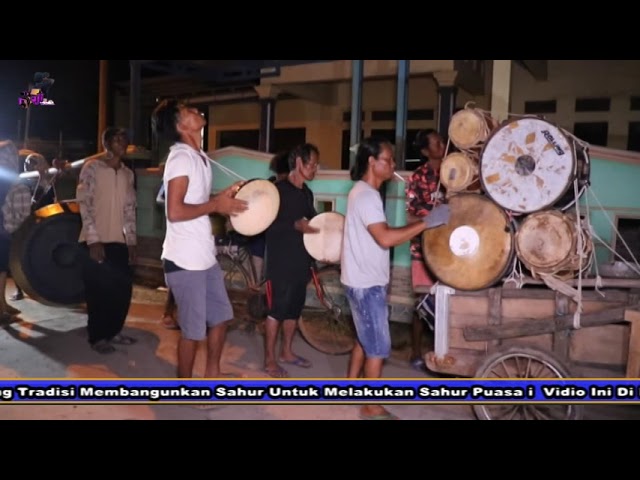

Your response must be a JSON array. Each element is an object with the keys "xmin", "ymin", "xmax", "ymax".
[
  {"xmin": 421, "ymin": 193, "xmax": 514, "ymax": 291},
  {"xmin": 10, "ymin": 201, "xmax": 85, "ymax": 306}
]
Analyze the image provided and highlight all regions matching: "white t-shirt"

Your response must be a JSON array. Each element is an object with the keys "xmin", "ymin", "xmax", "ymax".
[
  {"xmin": 340, "ymin": 180, "xmax": 390, "ymax": 288},
  {"xmin": 161, "ymin": 143, "xmax": 217, "ymax": 270}
]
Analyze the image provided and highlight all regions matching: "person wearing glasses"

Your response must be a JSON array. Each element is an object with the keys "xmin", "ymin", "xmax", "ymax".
[
  {"xmin": 341, "ymin": 136, "xmax": 450, "ymax": 420},
  {"xmin": 262, "ymin": 143, "xmax": 320, "ymax": 378}
]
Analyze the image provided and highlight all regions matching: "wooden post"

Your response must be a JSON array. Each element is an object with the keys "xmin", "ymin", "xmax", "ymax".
[{"xmin": 98, "ymin": 60, "xmax": 109, "ymax": 149}]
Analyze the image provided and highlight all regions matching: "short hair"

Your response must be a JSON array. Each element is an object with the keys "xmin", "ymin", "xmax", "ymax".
[
  {"xmin": 102, "ymin": 127, "xmax": 129, "ymax": 147},
  {"xmin": 151, "ymin": 99, "xmax": 182, "ymax": 144},
  {"xmin": 269, "ymin": 150, "xmax": 291, "ymax": 175},
  {"xmin": 288, "ymin": 143, "xmax": 319, "ymax": 171},
  {"xmin": 413, "ymin": 129, "xmax": 437, "ymax": 150},
  {"xmin": 24, "ymin": 153, "xmax": 47, "ymax": 172}
]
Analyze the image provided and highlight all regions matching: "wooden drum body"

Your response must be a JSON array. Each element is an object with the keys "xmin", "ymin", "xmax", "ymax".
[
  {"xmin": 515, "ymin": 210, "xmax": 593, "ymax": 280},
  {"xmin": 303, "ymin": 212, "xmax": 345, "ymax": 264},
  {"xmin": 448, "ymin": 107, "xmax": 498, "ymax": 151},
  {"xmin": 10, "ymin": 201, "xmax": 85, "ymax": 306},
  {"xmin": 480, "ymin": 117, "xmax": 577, "ymax": 214},
  {"xmin": 440, "ymin": 152, "xmax": 481, "ymax": 193},
  {"xmin": 229, "ymin": 179, "xmax": 280, "ymax": 236},
  {"xmin": 421, "ymin": 194, "xmax": 514, "ymax": 291}
]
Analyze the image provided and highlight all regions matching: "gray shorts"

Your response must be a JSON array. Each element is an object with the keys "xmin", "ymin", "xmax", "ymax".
[{"xmin": 165, "ymin": 263, "xmax": 234, "ymax": 341}]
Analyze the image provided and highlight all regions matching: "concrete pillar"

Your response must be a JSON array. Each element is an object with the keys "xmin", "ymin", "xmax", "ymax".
[
  {"xmin": 433, "ymin": 70, "xmax": 459, "ymax": 137},
  {"xmin": 254, "ymin": 85, "xmax": 280, "ymax": 153},
  {"xmin": 395, "ymin": 60, "xmax": 410, "ymax": 170},
  {"xmin": 490, "ymin": 60, "xmax": 512, "ymax": 123},
  {"xmin": 350, "ymin": 60, "xmax": 364, "ymax": 169}
]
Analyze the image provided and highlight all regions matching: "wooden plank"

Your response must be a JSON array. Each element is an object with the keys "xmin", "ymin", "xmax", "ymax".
[
  {"xmin": 553, "ymin": 293, "xmax": 571, "ymax": 359},
  {"xmin": 463, "ymin": 307, "xmax": 628, "ymax": 342},
  {"xmin": 488, "ymin": 288, "xmax": 502, "ymax": 348},
  {"xmin": 519, "ymin": 277, "xmax": 640, "ymax": 289}
]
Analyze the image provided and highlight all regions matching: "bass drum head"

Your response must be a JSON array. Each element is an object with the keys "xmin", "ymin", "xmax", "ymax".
[
  {"xmin": 421, "ymin": 194, "xmax": 514, "ymax": 291},
  {"xmin": 303, "ymin": 212, "xmax": 345, "ymax": 264},
  {"xmin": 480, "ymin": 117, "xmax": 576, "ymax": 213},
  {"xmin": 229, "ymin": 179, "xmax": 280, "ymax": 236},
  {"xmin": 10, "ymin": 210, "xmax": 85, "ymax": 306}
]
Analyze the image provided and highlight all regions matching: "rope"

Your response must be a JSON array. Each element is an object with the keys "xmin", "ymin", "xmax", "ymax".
[{"xmin": 206, "ymin": 157, "xmax": 247, "ymax": 182}]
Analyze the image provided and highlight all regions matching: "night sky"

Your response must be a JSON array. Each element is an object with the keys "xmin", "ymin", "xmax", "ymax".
[{"xmin": 0, "ymin": 60, "xmax": 131, "ymax": 147}]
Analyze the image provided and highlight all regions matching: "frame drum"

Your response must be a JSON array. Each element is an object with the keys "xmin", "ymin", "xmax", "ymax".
[
  {"xmin": 229, "ymin": 179, "xmax": 280, "ymax": 237},
  {"xmin": 421, "ymin": 194, "xmax": 514, "ymax": 291},
  {"xmin": 515, "ymin": 210, "xmax": 593, "ymax": 280},
  {"xmin": 480, "ymin": 117, "xmax": 577, "ymax": 214},
  {"xmin": 440, "ymin": 152, "xmax": 480, "ymax": 193},
  {"xmin": 10, "ymin": 201, "xmax": 85, "ymax": 306},
  {"xmin": 303, "ymin": 212, "xmax": 345, "ymax": 264},
  {"xmin": 448, "ymin": 107, "xmax": 499, "ymax": 151}
]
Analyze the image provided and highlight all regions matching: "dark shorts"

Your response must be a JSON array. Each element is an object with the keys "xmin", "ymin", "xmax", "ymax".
[
  {"xmin": 266, "ymin": 277, "xmax": 308, "ymax": 321},
  {"xmin": 249, "ymin": 233, "xmax": 266, "ymax": 258},
  {"xmin": 0, "ymin": 236, "xmax": 10, "ymax": 272}
]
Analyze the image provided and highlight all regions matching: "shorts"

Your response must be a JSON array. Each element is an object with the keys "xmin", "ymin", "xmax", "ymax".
[
  {"xmin": 266, "ymin": 278, "xmax": 308, "ymax": 321},
  {"xmin": 165, "ymin": 263, "xmax": 234, "ymax": 341},
  {"xmin": 249, "ymin": 233, "xmax": 266, "ymax": 258},
  {"xmin": 344, "ymin": 284, "xmax": 390, "ymax": 358},
  {"xmin": 411, "ymin": 259, "xmax": 434, "ymax": 293}
]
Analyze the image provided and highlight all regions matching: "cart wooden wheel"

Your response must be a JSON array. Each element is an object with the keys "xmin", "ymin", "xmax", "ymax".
[{"xmin": 472, "ymin": 346, "xmax": 584, "ymax": 421}]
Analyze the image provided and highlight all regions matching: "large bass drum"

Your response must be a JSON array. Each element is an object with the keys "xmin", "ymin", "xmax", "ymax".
[
  {"xmin": 10, "ymin": 201, "xmax": 85, "ymax": 306},
  {"xmin": 480, "ymin": 117, "xmax": 581, "ymax": 214},
  {"xmin": 421, "ymin": 194, "xmax": 514, "ymax": 291}
]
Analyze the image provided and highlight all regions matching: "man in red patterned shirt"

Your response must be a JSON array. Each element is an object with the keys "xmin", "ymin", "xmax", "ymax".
[{"xmin": 405, "ymin": 129, "xmax": 446, "ymax": 372}]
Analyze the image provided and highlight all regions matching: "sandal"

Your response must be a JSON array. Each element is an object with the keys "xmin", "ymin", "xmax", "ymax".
[
  {"xmin": 264, "ymin": 365, "xmax": 289, "ymax": 378},
  {"xmin": 279, "ymin": 356, "xmax": 312, "ymax": 368},
  {"xmin": 111, "ymin": 334, "xmax": 137, "ymax": 345},
  {"xmin": 161, "ymin": 315, "xmax": 180, "ymax": 330},
  {"xmin": 91, "ymin": 340, "xmax": 116, "ymax": 354}
]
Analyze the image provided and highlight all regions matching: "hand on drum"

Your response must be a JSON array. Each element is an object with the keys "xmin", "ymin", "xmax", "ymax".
[
  {"xmin": 211, "ymin": 181, "xmax": 249, "ymax": 217},
  {"xmin": 89, "ymin": 242, "xmax": 105, "ymax": 263},
  {"xmin": 295, "ymin": 218, "xmax": 319, "ymax": 234},
  {"xmin": 423, "ymin": 204, "xmax": 451, "ymax": 229}
]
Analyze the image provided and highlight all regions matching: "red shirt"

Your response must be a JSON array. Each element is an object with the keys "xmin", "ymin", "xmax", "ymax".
[{"xmin": 405, "ymin": 161, "xmax": 444, "ymax": 260}]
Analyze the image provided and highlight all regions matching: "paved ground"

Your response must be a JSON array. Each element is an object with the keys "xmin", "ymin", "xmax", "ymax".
[{"xmin": 1, "ymin": 281, "xmax": 639, "ymax": 420}]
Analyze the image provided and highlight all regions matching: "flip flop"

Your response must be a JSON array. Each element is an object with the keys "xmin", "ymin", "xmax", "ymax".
[
  {"xmin": 359, "ymin": 412, "xmax": 400, "ymax": 421},
  {"xmin": 111, "ymin": 334, "xmax": 137, "ymax": 345},
  {"xmin": 279, "ymin": 356, "xmax": 312, "ymax": 368},
  {"xmin": 264, "ymin": 366, "xmax": 289, "ymax": 378}
]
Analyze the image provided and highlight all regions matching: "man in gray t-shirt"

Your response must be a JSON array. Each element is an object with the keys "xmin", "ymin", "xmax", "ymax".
[{"xmin": 341, "ymin": 136, "xmax": 450, "ymax": 421}]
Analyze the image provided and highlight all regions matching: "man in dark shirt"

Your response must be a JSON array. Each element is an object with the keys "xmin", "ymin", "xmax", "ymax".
[{"xmin": 263, "ymin": 143, "xmax": 320, "ymax": 378}]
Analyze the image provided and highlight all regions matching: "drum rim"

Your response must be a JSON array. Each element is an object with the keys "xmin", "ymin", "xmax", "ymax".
[
  {"xmin": 421, "ymin": 193, "xmax": 515, "ymax": 291},
  {"xmin": 479, "ymin": 116, "xmax": 577, "ymax": 213}
]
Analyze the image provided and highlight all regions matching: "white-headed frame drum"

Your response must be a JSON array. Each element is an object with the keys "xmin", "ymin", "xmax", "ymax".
[
  {"xmin": 303, "ymin": 211, "xmax": 345, "ymax": 264},
  {"xmin": 229, "ymin": 179, "xmax": 280, "ymax": 236}
]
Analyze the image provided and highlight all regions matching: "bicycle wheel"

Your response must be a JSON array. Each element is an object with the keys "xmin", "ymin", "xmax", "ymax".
[
  {"xmin": 298, "ymin": 266, "xmax": 357, "ymax": 355},
  {"xmin": 216, "ymin": 253, "xmax": 251, "ymax": 307}
]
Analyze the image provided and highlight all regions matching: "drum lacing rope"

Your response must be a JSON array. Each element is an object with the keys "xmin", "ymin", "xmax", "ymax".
[{"xmin": 503, "ymin": 255, "xmax": 525, "ymax": 289}]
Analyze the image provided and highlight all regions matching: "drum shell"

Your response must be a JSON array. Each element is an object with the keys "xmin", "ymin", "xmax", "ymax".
[
  {"xmin": 10, "ymin": 201, "xmax": 85, "ymax": 306},
  {"xmin": 448, "ymin": 108, "xmax": 499, "ymax": 151},
  {"xmin": 479, "ymin": 117, "xmax": 579, "ymax": 214},
  {"xmin": 440, "ymin": 152, "xmax": 481, "ymax": 194},
  {"xmin": 421, "ymin": 193, "xmax": 515, "ymax": 291}
]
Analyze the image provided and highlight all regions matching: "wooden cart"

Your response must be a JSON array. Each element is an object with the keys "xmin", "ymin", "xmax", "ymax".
[{"xmin": 424, "ymin": 277, "xmax": 640, "ymax": 420}]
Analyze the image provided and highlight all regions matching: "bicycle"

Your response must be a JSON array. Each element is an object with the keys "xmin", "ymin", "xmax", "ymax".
[{"xmin": 214, "ymin": 231, "xmax": 356, "ymax": 355}]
